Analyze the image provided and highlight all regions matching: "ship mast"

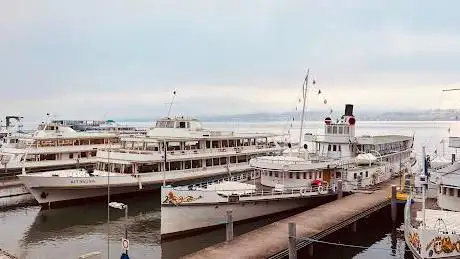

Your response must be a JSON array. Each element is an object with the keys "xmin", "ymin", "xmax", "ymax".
[
  {"xmin": 167, "ymin": 90, "xmax": 177, "ymax": 118},
  {"xmin": 298, "ymin": 69, "xmax": 310, "ymax": 152}
]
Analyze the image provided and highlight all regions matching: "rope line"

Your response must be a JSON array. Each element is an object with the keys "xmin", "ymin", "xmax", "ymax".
[{"xmin": 292, "ymin": 236, "xmax": 414, "ymax": 252}]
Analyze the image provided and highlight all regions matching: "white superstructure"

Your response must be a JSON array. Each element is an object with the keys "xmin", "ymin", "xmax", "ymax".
[
  {"xmin": 252, "ymin": 104, "xmax": 414, "ymax": 191},
  {"xmin": 18, "ymin": 116, "xmax": 283, "ymax": 206},
  {"xmin": 0, "ymin": 121, "xmax": 120, "ymax": 173}
]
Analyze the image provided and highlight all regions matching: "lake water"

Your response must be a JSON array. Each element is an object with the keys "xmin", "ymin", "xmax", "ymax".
[{"xmin": 0, "ymin": 121, "xmax": 455, "ymax": 258}]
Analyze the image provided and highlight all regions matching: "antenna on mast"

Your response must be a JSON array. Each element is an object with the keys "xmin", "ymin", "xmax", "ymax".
[
  {"xmin": 298, "ymin": 69, "xmax": 310, "ymax": 152},
  {"xmin": 167, "ymin": 90, "xmax": 177, "ymax": 117}
]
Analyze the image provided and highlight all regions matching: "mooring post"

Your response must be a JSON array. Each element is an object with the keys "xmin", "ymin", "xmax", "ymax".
[
  {"xmin": 337, "ymin": 179, "xmax": 343, "ymax": 199},
  {"xmin": 391, "ymin": 184, "xmax": 397, "ymax": 222},
  {"xmin": 288, "ymin": 222, "xmax": 297, "ymax": 259},
  {"xmin": 226, "ymin": 210, "xmax": 233, "ymax": 242}
]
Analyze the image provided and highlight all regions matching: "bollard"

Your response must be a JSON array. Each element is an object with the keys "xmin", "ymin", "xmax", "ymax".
[
  {"xmin": 226, "ymin": 210, "xmax": 233, "ymax": 242},
  {"xmin": 337, "ymin": 180, "xmax": 343, "ymax": 199},
  {"xmin": 452, "ymin": 154, "xmax": 456, "ymax": 164},
  {"xmin": 391, "ymin": 185, "xmax": 397, "ymax": 222},
  {"xmin": 288, "ymin": 222, "xmax": 297, "ymax": 259}
]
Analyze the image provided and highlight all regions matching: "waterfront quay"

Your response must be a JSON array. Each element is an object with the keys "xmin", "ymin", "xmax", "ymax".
[{"xmin": 185, "ymin": 177, "xmax": 402, "ymax": 259}]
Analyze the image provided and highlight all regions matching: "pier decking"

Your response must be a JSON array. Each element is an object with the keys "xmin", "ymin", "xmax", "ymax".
[{"xmin": 185, "ymin": 178, "xmax": 400, "ymax": 259}]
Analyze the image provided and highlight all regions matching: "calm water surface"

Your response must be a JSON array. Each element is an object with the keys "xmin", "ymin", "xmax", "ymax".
[{"xmin": 0, "ymin": 121, "xmax": 455, "ymax": 258}]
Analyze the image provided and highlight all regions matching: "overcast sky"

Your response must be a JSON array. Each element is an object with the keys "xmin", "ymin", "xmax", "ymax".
[{"xmin": 1, "ymin": 0, "xmax": 460, "ymax": 121}]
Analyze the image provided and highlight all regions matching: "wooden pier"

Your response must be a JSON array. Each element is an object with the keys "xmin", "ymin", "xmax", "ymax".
[{"xmin": 184, "ymin": 178, "xmax": 401, "ymax": 259}]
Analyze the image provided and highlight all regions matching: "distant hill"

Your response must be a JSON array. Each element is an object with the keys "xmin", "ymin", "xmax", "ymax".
[{"xmin": 118, "ymin": 109, "xmax": 460, "ymax": 122}]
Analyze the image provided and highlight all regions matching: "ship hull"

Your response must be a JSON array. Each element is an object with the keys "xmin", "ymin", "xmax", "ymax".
[
  {"xmin": 18, "ymin": 164, "xmax": 252, "ymax": 206},
  {"xmin": 161, "ymin": 193, "xmax": 335, "ymax": 238}
]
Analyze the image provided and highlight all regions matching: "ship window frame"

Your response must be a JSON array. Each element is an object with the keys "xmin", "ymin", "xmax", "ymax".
[
  {"xmin": 289, "ymin": 172, "xmax": 293, "ymax": 179},
  {"xmin": 338, "ymin": 126, "xmax": 343, "ymax": 134},
  {"xmin": 296, "ymin": 172, "xmax": 300, "ymax": 179},
  {"xmin": 443, "ymin": 187, "xmax": 447, "ymax": 195},
  {"xmin": 449, "ymin": 188, "xmax": 455, "ymax": 196},
  {"xmin": 457, "ymin": 189, "xmax": 460, "ymax": 197}
]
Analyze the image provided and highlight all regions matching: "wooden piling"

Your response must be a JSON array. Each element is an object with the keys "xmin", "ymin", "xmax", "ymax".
[
  {"xmin": 226, "ymin": 210, "xmax": 233, "ymax": 242},
  {"xmin": 288, "ymin": 222, "xmax": 297, "ymax": 259},
  {"xmin": 391, "ymin": 185, "xmax": 397, "ymax": 222},
  {"xmin": 337, "ymin": 180, "xmax": 343, "ymax": 199}
]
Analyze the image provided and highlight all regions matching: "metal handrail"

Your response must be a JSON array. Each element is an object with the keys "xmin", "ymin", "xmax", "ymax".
[
  {"xmin": 168, "ymin": 183, "xmax": 332, "ymax": 198},
  {"xmin": 98, "ymin": 144, "xmax": 279, "ymax": 156}
]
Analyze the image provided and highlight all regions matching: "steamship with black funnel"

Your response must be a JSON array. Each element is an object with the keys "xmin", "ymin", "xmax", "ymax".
[{"xmin": 162, "ymin": 102, "xmax": 416, "ymax": 237}]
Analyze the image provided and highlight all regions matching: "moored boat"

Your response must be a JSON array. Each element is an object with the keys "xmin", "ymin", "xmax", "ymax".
[
  {"xmin": 161, "ymin": 71, "xmax": 416, "ymax": 238},
  {"xmin": 18, "ymin": 116, "xmax": 283, "ymax": 207}
]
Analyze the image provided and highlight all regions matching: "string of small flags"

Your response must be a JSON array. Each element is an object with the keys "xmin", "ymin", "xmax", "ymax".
[
  {"xmin": 288, "ymin": 77, "xmax": 334, "ymax": 132},
  {"xmin": 309, "ymin": 78, "xmax": 335, "ymax": 116}
]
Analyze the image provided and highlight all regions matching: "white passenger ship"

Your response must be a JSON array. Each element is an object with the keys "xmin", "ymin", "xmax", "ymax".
[
  {"xmin": 405, "ymin": 137, "xmax": 460, "ymax": 259},
  {"xmin": 0, "ymin": 121, "xmax": 120, "ymax": 174},
  {"xmin": 18, "ymin": 116, "xmax": 283, "ymax": 207},
  {"xmin": 161, "ymin": 72, "xmax": 415, "ymax": 238}
]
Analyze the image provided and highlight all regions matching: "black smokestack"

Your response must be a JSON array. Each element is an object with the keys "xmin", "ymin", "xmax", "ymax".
[{"xmin": 345, "ymin": 104, "xmax": 354, "ymax": 116}]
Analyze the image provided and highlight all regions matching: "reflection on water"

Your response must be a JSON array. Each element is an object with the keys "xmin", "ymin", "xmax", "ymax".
[
  {"xmin": 298, "ymin": 206, "xmax": 413, "ymax": 259},
  {"xmin": 0, "ymin": 194, "xmax": 160, "ymax": 259}
]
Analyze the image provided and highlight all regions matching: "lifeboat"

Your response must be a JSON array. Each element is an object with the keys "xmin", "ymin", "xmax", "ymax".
[
  {"xmin": 355, "ymin": 153, "xmax": 378, "ymax": 165},
  {"xmin": 430, "ymin": 156, "xmax": 450, "ymax": 169}
]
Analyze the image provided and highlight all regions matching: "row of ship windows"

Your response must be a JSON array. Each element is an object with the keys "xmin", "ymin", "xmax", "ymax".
[
  {"xmin": 353, "ymin": 171, "xmax": 369, "ymax": 179},
  {"xmin": 24, "ymin": 151, "xmax": 97, "ymax": 161},
  {"xmin": 326, "ymin": 125, "xmax": 350, "ymax": 135},
  {"xmin": 263, "ymin": 171, "xmax": 323, "ymax": 180},
  {"xmin": 440, "ymin": 186, "xmax": 460, "ymax": 197},
  {"xmin": 327, "ymin": 145, "xmax": 342, "ymax": 152}
]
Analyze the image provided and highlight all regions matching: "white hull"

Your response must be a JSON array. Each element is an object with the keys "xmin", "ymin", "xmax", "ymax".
[
  {"xmin": 161, "ymin": 195, "xmax": 325, "ymax": 238},
  {"xmin": 27, "ymin": 184, "xmax": 158, "ymax": 205},
  {"xmin": 18, "ymin": 164, "xmax": 251, "ymax": 205}
]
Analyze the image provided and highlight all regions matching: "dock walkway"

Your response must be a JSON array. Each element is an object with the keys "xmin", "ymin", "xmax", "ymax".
[{"xmin": 185, "ymin": 178, "xmax": 399, "ymax": 259}]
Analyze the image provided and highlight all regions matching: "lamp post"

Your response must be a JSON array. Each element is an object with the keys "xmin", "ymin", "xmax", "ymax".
[{"xmin": 109, "ymin": 201, "xmax": 129, "ymax": 256}]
